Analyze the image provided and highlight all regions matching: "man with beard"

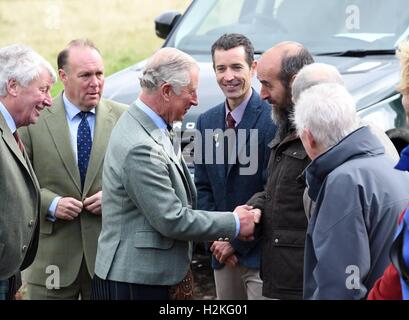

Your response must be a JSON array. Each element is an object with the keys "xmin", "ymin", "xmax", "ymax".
[{"xmin": 246, "ymin": 42, "xmax": 314, "ymax": 299}]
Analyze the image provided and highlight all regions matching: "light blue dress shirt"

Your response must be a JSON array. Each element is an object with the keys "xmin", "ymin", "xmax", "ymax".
[{"xmin": 0, "ymin": 101, "xmax": 17, "ymax": 134}]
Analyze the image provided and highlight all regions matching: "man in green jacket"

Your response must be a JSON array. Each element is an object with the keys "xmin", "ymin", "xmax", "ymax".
[
  {"xmin": 0, "ymin": 44, "xmax": 56, "ymax": 299},
  {"xmin": 20, "ymin": 39, "xmax": 127, "ymax": 299}
]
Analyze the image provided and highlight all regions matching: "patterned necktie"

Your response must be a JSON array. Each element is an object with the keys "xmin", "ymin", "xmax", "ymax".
[
  {"xmin": 226, "ymin": 112, "xmax": 236, "ymax": 129},
  {"xmin": 77, "ymin": 111, "xmax": 92, "ymax": 189},
  {"xmin": 13, "ymin": 131, "xmax": 25, "ymax": 154}
]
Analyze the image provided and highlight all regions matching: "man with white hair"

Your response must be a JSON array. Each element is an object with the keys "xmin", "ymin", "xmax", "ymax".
[
  {"xmin": 0, "ymin": 44, "xmax": 56, "ymax": 299},
  {"xmin": 292, "ymin": 62, "xmax": 399, "ymax": 161},
  {"xmin": 292, "ymin": 62, "xmax": 399, "ymax": 219},
  {"xmin": 92, "ymin": 47, "xmax": 258, "ymax": 300},
  {"xmin": 293, "ymin": 83, "xmax": 409, "ymax": 299}
]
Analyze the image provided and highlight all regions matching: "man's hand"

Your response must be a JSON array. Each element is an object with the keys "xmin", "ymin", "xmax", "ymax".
[
  {"xmin": 250, "ymin": 208, "xmax": 262, "ymax": 223},
  {"xmin": 210, "ymin": 241, "xmax": 235, "ymax": 264},
  {"xmin": 83, "ymin": 191, "xmax": 102, "ymax": 215},
  {"xmin": 55, "ymin": 197, "xmax": 83, "ymax": 220},
  {"xmin": 234, "ymin": 205, "xmax": 256, "ymax": 241},
  {"xmin": 224, "ymin": 254, "xmax": 238, "ymax": 267}
]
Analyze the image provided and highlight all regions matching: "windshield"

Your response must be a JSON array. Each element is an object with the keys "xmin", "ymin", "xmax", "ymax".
[{"xmin": 167, "ymin": 0, "xmax": 409, "ymax": 54}]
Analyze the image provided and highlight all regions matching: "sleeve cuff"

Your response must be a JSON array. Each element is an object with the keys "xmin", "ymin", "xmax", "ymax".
[
  {"xmin": 232, "ymin": 212, "xmax": 240, "ymax": 239},
  {"xmin": 47, "ymin": 196, "xmax": 61, "ymax": 222}
]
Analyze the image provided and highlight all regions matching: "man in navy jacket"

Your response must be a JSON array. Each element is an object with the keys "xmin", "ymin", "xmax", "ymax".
[{"xmin": 194, "ymin": 33, "xmax": 276, "ymax": 299}]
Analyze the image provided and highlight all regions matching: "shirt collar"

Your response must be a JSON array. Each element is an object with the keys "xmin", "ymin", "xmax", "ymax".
[
  {"xmin": 63, "ymin": 92, "xmax": 96, "ymax": 120},
  {"xmin": 225, "ymin": 88, "xmax": 252, "ymax": 125},
  {"xmin": 135, "ymin": 98, "xmax": 168, "ymax": 131},
  {"xmin": 0, "ymin": 100, "xmax": 17, "ymax": 133}
]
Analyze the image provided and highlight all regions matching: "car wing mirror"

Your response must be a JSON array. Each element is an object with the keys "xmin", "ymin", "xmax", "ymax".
[{"xmin": 155, "ymin": 11, "xmax": 182, "ymax": 39}]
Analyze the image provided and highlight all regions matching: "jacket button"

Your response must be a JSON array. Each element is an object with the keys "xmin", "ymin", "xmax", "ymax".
[
  {"xmin": 276, "ymin": 156, "xmax": 281, "ymax": 162},
  {"xmin": 274, "ymin": 238, "xmax": 279, "ymax": 244},
  {"xmin": 28, "ymin": 220, "xmax": 35, "ymax": 227},
  {"xmin": 22, "ymin": 245, "xmax": 28, "ymax": 252}
]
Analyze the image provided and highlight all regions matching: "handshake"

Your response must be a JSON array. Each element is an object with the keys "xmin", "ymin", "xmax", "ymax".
[{"xmin": 234, "ymin": 205, "xmax": 262, "ymax": 241}]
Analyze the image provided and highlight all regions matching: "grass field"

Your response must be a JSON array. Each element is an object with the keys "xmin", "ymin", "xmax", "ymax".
[{"xmin": 0, "ymin": 0, "xmax": 190, "ymax": 94}]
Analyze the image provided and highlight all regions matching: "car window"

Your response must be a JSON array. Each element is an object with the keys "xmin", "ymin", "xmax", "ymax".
[{"xmin": 168, "ymin": 0, "xmax": 409, "ymax": 54}]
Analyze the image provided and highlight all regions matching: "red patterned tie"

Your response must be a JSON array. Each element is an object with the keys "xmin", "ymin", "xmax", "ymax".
[
  {"xmin": 226, "ymin": 112, "xmax": 236, "ymax": 129},
  {"xmin": 13, "ymin": 131, "xmax": 25, "ymax": 154}
]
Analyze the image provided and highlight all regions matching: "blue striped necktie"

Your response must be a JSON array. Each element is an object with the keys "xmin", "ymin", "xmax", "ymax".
[{"xmin": 77, "ymin": 111, "xmax": 92, "ymax": 189}]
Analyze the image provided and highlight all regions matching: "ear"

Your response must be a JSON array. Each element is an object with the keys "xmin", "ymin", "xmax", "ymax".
[
  {"xmin": 160, "ymin": 83, "xmax": 173, "ymax": 102},
  {"xmin": 300, "ymin": 128, "xmax": 317, "ymax": 160},
  {"xmin": 304, "ymin": 128, "xmax": 316, "ymax": 149},
  {"xmin": 250, "ymin": 60, "xmax": 257, "ymax": 76},
  {"xmin": 59, "ymin": 68, "xmax": 67, "ymax": 83},
  {"xmin": 6, "ymin": 79, "xmax": 18, "ymax": 97}
]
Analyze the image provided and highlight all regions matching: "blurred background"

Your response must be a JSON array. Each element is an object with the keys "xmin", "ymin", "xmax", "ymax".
[
  {"xmin": 0, "ymin": 0, "xmax": 190, "ymax": 94},
  {"xmin": 2, "ymin": 0, "xmax": 217, "ymax": 299}
]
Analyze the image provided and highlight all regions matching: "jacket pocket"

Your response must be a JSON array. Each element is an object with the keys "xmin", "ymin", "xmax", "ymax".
[
  {"xmin": 266, "ymin": 229, "xmax": 305, "ymax": 292},
  {"xmin": 271, "ymin": 229, "xmax": 305, "ymax": 248},
  {"xmin": 40, "ymin": 219, "xmax": 53, "ymax": 235},
  {"xmin": 282, "ymin": 148, "xmax": 308, "ymax": 160},
  {"xmin": 134, "ymin": 231, "xmax": 174, "ymax": 250}
]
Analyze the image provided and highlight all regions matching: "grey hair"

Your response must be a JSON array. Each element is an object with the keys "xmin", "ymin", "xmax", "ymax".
[
  {"xmin": 139, "ymin": 47, "xmax": 198, "ymax": 95},
  {"xmin": 292, "ymin": 63, "xmax": 344, "ymax": 104},
  {"xmin": 0, "ymin": 44, "xmax": 56, "ymax": 97},
  {"xmin": 293, "ymin": 83, "xmax": 360, "ymax": 149}
]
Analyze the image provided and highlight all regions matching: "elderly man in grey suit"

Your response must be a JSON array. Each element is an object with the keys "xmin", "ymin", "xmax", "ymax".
[
  {"xmin": 20, "ymin": 39, "xmax": 127, "ymax": 299},
  {"xmin": 92, "ymin": 47, "xmax": 258, "ymax": 300},
  {"xmin": 0, "ymin": 44, "xmax": 56, "ymax": 299}
]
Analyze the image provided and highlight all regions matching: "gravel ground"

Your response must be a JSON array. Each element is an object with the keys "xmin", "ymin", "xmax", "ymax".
[{"xmin": 191, "ymin": 252, "xmax": 216, "ymax": 300}]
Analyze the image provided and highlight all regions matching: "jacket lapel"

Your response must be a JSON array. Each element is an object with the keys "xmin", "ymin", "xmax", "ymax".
[
  {"xmin": 211, "ymin": 104, "xmax": 227, "ymax": 182},
  {"xmin": 44, "ymin": 94, "xmax": 82, "ymax": 193},
  {"xmin": 0, "ymin": 114, "xmax": 30, "ymax": 173},
  {"xmin": 130, "ymin": 103, "xmax": 190, "ymax": 184},
  {"xmin": 82, "ymin": 100, "xmax": 116, "ymax": 196},
  {"xmin": 130, "ymin": 104, "xmax": 185, "ymax": 173}
]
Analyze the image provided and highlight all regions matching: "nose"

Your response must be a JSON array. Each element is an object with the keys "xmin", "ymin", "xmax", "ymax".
[
  {"xmin": 259, "ymin": 85, "xmax": 270, "ymax": 101},
  {"xmin": 190, "ymin": 93, "xmax": 198, "ymax": 106},
  {"xmin": 224, "ymin": 68, "xmax": 235, "ymax": 82},
  {"xmin": 89, "ymin": 74, "xmax": 99, "ymax": 87},
  {"xmin": 44, "ymin": 92, "xmax": 52, "ymax": 108}
]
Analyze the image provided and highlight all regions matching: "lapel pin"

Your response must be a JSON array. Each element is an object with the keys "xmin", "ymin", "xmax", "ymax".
[{"xmin": 213, "ymin": 133, "xmax": 220, "ymax": 147}]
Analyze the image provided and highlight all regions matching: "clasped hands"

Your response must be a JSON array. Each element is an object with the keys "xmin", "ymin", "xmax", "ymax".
[{"xmin": 235, "ymin": 204, "xmax": 261, "ymax": 241}]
